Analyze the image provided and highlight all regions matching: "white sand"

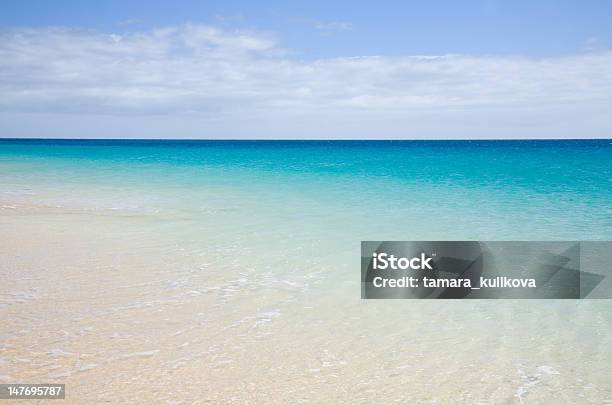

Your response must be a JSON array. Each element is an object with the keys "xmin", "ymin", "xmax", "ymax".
[{"xmin": 1, "ymin": 203, "xmax": 612, "ymax": 403}]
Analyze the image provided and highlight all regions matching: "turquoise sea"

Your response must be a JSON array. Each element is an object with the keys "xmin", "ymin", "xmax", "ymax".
[
  {"xmin": 1, "ymin": 139, "xmax": 612, "ymax": 402},
  {"xmin": 1, "ymin": 139, "xmax": 611, "ymax": 240}
]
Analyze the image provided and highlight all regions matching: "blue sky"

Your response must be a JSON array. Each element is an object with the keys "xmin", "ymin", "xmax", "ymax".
[
  {"xmin": 3, "ymin": 0, "xmax": 612, "ymax": 57},
  {"xmin": 1, "ymin": 0, "xmax": 611, "ymax": 138}
]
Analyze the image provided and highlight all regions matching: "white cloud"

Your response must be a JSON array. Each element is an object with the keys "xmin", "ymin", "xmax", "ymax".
[{"xmin": 0, "ymin": 24, "xmax": 611, "ymax": 138}]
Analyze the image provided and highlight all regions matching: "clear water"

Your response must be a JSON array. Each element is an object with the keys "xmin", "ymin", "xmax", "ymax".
[
  {"xmin": 1, "ymin": 139, "xmax": 611, "ymax": 403},
  {"xmin": 1, "ymin": 139, "xmax": 611, "ymax": 240}
]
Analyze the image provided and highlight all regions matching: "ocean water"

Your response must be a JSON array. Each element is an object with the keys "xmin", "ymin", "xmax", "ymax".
[
  {"xmin": 1, "ymin": 139, "xmax": 611, "ymax": 240},
  {"xmin": 1, "ymin": 139, "xmax": 611, "ymax": 403}
]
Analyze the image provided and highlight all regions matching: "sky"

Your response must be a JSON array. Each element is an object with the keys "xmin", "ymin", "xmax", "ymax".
[{"xmin": 1, "ymin": 0, "xmax": 611, "ymax": 139}]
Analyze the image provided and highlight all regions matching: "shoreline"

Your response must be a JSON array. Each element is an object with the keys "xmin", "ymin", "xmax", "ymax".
[{"xmin": 2, "ymin": 203, "xmax": 612, "ymax": 402}]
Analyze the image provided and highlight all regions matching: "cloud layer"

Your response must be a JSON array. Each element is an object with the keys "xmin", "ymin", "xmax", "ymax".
[{"xmin": 1, "ymin": 24, "xmax": 611, "ymax": 138}]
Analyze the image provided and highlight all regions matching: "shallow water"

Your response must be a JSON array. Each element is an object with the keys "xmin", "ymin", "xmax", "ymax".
[{"xmin": 1, "ymin": 139, "xmax": 611, "ymax": 403}]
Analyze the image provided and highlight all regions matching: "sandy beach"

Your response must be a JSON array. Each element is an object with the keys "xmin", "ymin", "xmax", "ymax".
[
  {"xmin": 2, "ymin": 0, "xmax": 612, "ymax": 401},
  {"xmin": 2, "ymin": 199, "xmax": 612, "ymax": 403}
]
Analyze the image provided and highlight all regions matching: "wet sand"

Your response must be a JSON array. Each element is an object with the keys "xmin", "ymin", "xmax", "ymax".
[{"xmin": 2, "ymin": 203, "xmax": 612, "ymax": 404}]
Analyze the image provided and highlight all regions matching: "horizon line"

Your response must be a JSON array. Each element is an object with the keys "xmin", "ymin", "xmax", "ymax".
[{"xmin": 1, "ymin": 137, "xmax": 611, "ymax": 142}]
